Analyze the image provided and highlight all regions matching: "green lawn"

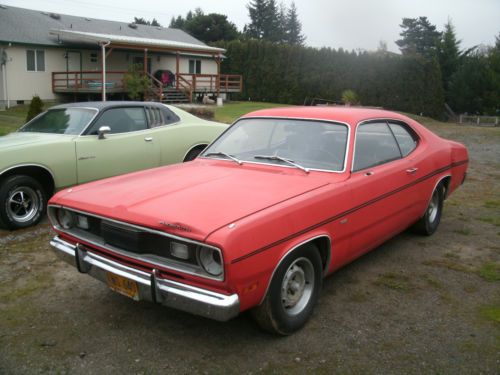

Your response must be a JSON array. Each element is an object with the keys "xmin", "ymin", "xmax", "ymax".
[
  {"xmin": 213, "ymin": 101, "xmax": 290, "ymax": 123},
  {"xmin": 0, "ymin": 105, "xmax": 29, "ymax": 136}
]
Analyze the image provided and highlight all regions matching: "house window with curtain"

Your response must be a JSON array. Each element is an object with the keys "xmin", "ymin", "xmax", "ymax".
[
  {"xmin": 26, "ymin": 49, "xmax": 45, "ymax": 72},
  {"xmin": 188, "ymin": 59, "xmax": 201, "ymax": 74}
]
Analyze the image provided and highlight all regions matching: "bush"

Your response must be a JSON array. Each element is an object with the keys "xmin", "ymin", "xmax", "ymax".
[
  {"xmin": 341, "ymin": 90, "xmax": 360, "ymax": 105},
  {"xmin": 26, "ymin": 95, "xmax": 44, "ymax": 122},
  {"xmin": 124, "ymin": 64, "xmax": 150, "ymax": 100}
]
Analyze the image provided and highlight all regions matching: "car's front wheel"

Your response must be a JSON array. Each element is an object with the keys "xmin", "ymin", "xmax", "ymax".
[
  {"xmin": 252, "ymin": 243, "xmax": 323, "ymax": 335},
  {"xmin": 0, "ymin": 175, "xmax": 47, "ymax": 230}
]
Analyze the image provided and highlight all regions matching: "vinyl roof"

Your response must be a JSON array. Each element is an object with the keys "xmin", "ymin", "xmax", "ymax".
[{"xmin": 0, "ymin": 4, "xmax": 222, "ymax": 53}]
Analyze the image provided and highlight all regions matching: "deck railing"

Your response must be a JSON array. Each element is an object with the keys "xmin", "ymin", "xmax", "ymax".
[{"xmin": 52, "ymin": 71, "xmax": 243, "ymax": 97}]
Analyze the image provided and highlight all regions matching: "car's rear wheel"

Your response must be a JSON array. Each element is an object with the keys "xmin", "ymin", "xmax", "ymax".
[
  {"xmin": 252, "ymin": 243, "xmax": 322, "ymax": 335},
  {"xmin": 0, "ymin": 175, "xmax": 47, "ymax": 230},
  {"xmin": 413, "ymin": 182, "xmax": 445, "ymax": 236}
]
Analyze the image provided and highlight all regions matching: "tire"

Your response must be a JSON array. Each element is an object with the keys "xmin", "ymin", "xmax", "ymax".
[
  {"xmin": 0, "ymin": 175, "xmax": 47, "ymax": 230},
  {"xmin": 183, "ymin": 146, "xmax": 206, "ymax": 162},
  {"xmin": 252, "ymin": 243, "xmax": 323, "ymax": 335},
  {"xmin": 412, "ymin": 182, "xmax": 445, "ymax": 236}
]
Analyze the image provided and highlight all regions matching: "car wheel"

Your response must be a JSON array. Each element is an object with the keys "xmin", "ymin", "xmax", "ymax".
[
  {"xmin": 0, "ymin": 175, "xmax": 47, "ymax": 230},
  {"xmin": 183, "ymin": 146, "xmax": 206, "ymax": 162},
  {"xmin": 413, "ymin": 182, "xmax": 445, "ymax": 236},
  {"xmin": 252, "ymin": 243, "xmax": 323, "ymax": 335}
]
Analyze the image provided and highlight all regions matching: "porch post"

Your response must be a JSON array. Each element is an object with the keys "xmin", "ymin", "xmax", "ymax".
[
  {"xmin": 176, "ymin": 52, "xmax": 179, "ymax": 89},
  {"xmin": 101, "ymin": 41, "xmax": 110, "ymax": 101},
  {"xmin": 143, "ymin": 48, "xmax": 148, "ymax": 75},
  {"xmin": 216, "ymin": 53, "xmax": 221, "ymax": 97}
]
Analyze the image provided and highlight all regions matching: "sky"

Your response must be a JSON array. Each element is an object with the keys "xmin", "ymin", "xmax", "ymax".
[{"xmin": 1, "ymin": 0, "xmax": 499, "ymax": 52}]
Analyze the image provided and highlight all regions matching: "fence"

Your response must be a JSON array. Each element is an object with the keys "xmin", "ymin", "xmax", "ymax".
[{"xmin": 459, "ymin": 115, "xmax": 499, "ymax": 127}]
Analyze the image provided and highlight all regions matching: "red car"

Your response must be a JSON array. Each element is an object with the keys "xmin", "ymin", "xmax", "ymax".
[{"xmin": 48, "ymin": 107, "xmax": 468, "ymax": 335}]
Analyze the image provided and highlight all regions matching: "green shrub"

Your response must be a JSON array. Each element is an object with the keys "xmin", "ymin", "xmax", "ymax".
[
  {"xmin": 26, "ymin": 95, "xmax": 44, "ymax": 122},
  {"xmin": 124, "ymin": 64, "xmax": 150, "ymax": 100}
]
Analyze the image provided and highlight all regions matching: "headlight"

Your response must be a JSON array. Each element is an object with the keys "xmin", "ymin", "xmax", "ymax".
[
  {"xmin": 57, "ymin": 209, "xmax": 76, "ymax": 229},
  {"xmin": 170, "ymin": 242, "xmax": 189, "ymax": 260},
  {"xmin": 197, "ymin": 246, "xmax": 223, "ymax": 277}
]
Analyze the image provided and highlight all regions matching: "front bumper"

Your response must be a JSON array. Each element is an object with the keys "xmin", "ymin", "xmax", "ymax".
[{"xmin": 50, "ymin": 236, "xmax": 240, "ymax": 322}]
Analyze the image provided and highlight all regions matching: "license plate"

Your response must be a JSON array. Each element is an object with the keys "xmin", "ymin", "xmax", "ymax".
[{"xmin": 106, "ymin": 272, "xmax": 139, "ymax": 301}]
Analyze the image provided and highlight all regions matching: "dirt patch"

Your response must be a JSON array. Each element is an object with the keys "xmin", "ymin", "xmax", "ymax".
[{"xmin": 1, "ymin": 121, "xmax": 499, "ymax": 374}]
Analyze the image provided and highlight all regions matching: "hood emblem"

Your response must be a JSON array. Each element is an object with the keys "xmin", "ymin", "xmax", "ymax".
[{"xmin": 159, "ymin": 221, "xmax": 192, "ymax": 232}]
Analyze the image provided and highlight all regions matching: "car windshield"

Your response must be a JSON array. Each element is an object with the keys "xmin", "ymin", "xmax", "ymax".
[
  {"xmin": 202, "ymin": 118, "xmax": 349, "ymax": 172},
  {"xmin": 19, "ymin": 108, "xmax": 97, "ymax": 135}
]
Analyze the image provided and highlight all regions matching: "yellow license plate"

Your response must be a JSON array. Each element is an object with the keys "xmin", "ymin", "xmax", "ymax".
[{"xmin": 106, "ymin": 272, "xmax": 139, "ymax": 301}]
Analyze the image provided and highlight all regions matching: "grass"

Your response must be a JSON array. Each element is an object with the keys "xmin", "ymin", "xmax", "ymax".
[
  {"xmin": 0, "ymin": 105, "xmax": 29, "ymax": 135},
  {"xmin": 477, "ymin": 262, "xmax": 500, "ymax": 282},
  {"xmin": 374, "ymin": 273, "xmax": 414, "ymax": 292},
  {"xmin": 213, "ymin": 101, "xmax": 290, "ymax": 123},
  {"xmin": 479, "ymin": 305, "xmax": 500, "ymax": 324}
]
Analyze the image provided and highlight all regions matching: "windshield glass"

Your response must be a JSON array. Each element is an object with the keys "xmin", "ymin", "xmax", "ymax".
[
  {"xmin": 202, "ymin": 118, "xmax": 348, "ymax": 172},
  {"xmin": 19, "ymin": 108, "xmax": 97, "ymax": 135}
]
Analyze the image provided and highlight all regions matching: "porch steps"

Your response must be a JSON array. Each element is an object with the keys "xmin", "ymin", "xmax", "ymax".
[{"xmin": 161, "ymin": 88, "xmax": 190, "ymax": 104}]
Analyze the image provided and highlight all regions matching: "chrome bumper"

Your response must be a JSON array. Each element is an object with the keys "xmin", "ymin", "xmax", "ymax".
[{"xmin": 50, "ymin": 236, "xmax": 240, "ymax": 322}]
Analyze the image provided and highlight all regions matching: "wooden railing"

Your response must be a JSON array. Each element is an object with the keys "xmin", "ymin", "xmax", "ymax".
[
  {"xmin": 52, "ymin": 71, "xmax": 127, "ymax": 92},
  {"xmin": 52, "ymin": 71, "xmax": 243, "ymax": 97}
]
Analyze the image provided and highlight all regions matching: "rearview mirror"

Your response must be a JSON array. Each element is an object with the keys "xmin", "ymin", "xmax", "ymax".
[{"xmin": 98, "ymin": 126, "xmax": 111, "ymax": 139}]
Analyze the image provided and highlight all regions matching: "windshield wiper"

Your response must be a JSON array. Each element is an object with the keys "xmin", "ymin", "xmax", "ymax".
[
  {"xmin": 254, "ymin": 154, "xmax": 309, "ymax": 173},
  {"xmin": 204, "ymin": 151, "xmax": 243, "ymax": 165}
]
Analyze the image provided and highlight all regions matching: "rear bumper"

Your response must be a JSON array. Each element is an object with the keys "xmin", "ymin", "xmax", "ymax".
[{"xmin": 50, "ymin": 236, "xmax": 240, "ymax": 322}]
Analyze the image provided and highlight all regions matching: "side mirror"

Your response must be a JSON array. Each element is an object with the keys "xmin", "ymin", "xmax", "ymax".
[{"xmin": 98, "ymin": 126, "xmax": 111, "ymax": 139}]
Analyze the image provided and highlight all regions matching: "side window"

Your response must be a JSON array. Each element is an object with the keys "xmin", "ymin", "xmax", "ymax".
[
  {"xmin": 161, "ymin": 107, "xmax": 180, "ymax": 125},
  {"xmin": 88, "ymin": 107, "xmax": 147, "ymax": 134},
  {"xmin": 353, "ymin": 122, "xmax": 402, "ymax": 171},
  {"xmin": 389, "ymin": 123, "xmax": 418, "ymax": 157}
]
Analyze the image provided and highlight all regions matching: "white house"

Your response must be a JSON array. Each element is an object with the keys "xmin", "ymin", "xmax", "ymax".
[{"xmin": 0, "ymin": 4, "xmax": 242, "ymax": 107}]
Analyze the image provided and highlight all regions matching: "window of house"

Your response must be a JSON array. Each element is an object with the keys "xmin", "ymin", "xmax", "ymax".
[
  {"xmin": 90, "ymin": 53, "xmax": 98, "ymax": 63},
  {"xmin": 189, "ymin": 59, "xmax": 201, "ymax": 74},
  {"xmin": 26, "ymin": 49, "xmax": 45, "ymax": 72},
  {"xmin": 353, "ymin": 122, "xmax": 402, "ymax": 171}
]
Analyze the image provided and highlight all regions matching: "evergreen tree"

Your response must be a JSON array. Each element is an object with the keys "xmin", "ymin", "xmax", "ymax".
[
  {"xmin": 396, "ymin": 17, "xmax": 441, "ymax": 59},
  {"xmin": 285, "ymin": 2, "xmax": 305, "ymax": 45},
  {"xmin": 438, "ymin": 19, "xmax": 461, "ymax": 98},
  {"xmin": 133, "ymin": 17, "xmax": 161, "ymax": 26},
  {"xmin": 246, "ymin": 0, "xmax": 278, "ymax": 40}
]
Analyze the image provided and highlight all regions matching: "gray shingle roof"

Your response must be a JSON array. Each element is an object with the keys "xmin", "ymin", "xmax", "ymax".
[{"xmin": 0, "ymin": 4, "xmax": 207, "ymax": 48}]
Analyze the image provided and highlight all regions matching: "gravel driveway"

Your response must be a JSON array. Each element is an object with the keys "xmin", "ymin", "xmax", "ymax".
[{"xmin": 0, "ymin": 120, "xmax": 498, "ymax": 374}]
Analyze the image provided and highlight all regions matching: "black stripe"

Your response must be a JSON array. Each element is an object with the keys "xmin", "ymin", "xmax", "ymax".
[{"xmin": 231, "ymin": 159, "xmax": 468, "ymax": 264}]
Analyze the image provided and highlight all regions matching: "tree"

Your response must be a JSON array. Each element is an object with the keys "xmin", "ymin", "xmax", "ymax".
[
  {"xmin": 396, "ymin": 17, "xmax": 441, "ymax": 59},
  {"xmin": 245, "ymin": 0, "xmax": 279, "ymax": 41},
  {"xmin": 123, "ymin": 64, "xmax": 150, "ymax": 100},
  {"xmin": 26, "ymin": 96, "xmax": 44, "ymax": 122},
  {"xmin": 438, "ymin": 19, "xmax": 461, "ymax": 98},
  {"xmin": 133, "ymin": 17, "xmax": 161, "ymax": 27},
  {"xmin": 284, "ymin": 2, "xmax": 305, "ymax": 45},
  {"xmin": 169, "ymin": 10, "xmax": 239, "ymax": 43}
]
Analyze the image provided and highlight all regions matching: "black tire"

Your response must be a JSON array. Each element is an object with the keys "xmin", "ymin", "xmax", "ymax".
[
  {"xmin": 0, "ymin": 175, "xmax": 47, "ymax": 230},
  {"xmin": 252, "ymin": 243, "xmax": 323, "ymax": 335},
  {"xmin": 412, "ymin": 182, "xmax": 445, "ymax": 236},
  {"xmin": 183, "ymin": 146, "xmax": 206, "ymax": 162}
]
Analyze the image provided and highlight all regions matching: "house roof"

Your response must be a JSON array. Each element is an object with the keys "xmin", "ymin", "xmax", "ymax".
[{"xmin": 0, "ymin": 4, "xmax": 222, "ymax": 54}]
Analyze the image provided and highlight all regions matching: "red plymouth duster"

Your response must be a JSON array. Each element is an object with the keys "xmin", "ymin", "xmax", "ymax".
[{"xmin": 48, "ymin": 107, "xmax": 468, "ymax": 335}]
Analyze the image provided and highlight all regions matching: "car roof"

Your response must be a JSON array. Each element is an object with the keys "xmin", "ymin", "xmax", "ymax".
[
  {"xmin": 241, "ymin": 106, "xmax": 414, "ymax": 126},
  {"xmin": 49, "ymin": 101, "xmax": 166, "ymax": 111}
]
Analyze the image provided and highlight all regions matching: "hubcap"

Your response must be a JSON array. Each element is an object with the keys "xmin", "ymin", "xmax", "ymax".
[
  {"xmin": 281, "ymin": 257, "xmax": 314, "ymax": 316},
  {"xmin": 7, "ymin": 187, "xmax": 39, "ymax": 223},
  {"xmin": 427, "ymin": 189, "xmax": 439, "ymax": 223}
]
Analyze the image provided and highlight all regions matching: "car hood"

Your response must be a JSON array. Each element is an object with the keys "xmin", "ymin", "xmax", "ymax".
[
  {"xmin": 52, "ymin": 159, "xmax": 340, "ymax": 241},
  {"xmin": 0, "ymin": 132, "xmax": 73, "ymax": 149}
]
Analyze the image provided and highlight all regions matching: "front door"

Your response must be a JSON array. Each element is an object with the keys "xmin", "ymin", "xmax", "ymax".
[
  {"xmin": 75, "ymin": 107, "xmax": 160, "ymax": 184},
  {"xmin": 66, "ymin": 51, "xmax": 82, "ymax": 88}
]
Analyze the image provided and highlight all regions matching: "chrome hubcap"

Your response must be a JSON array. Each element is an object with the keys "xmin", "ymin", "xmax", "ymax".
[
  {"xmin": 428, "ymin": 190, "xmax": 439, "ymax": 223},
  {"xmin": 7, "ymin": 187, "xmax": 39, "ymax": 223},
  {"xmin": 281, "ymin": 257, "xmax": 314, "ymax": 315}
]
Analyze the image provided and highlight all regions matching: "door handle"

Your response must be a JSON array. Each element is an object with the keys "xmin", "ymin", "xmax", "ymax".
[
  {"xmin": 406, "ymin": 167, "xmax": 418, "ymax": 174},
  {"xmin": 144, "ymin": 137, "xmax": 153, "ymax": 142}
]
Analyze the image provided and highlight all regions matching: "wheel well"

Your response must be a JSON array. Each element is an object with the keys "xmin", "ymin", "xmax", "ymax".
[
  {"xmin": 183, "ymin": 144, "xmax": 208, "ymax": 161},
  {"xmin": 0, "ymin": 166, "xmax": 55, "ymax": 196},
  {"xmin": 309, "ymin": 236, "xmax": 331, "ymax": 274},
  {"xmin": 440, "ymin": 176, "xmax": 451, "ymax": 199}
]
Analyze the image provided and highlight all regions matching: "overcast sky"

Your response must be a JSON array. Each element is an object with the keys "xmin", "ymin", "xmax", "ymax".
[{"xmin": 2, "ymin": 0, "xmax": 499, "ymax": 52}]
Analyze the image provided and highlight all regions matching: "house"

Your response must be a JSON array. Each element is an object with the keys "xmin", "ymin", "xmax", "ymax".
[{"xmin": 0, "ymin": 4, "xmax": 242, "ymax": 107}]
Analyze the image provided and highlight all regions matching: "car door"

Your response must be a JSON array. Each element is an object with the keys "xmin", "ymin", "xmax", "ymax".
[
  {"xmin": 346, "ymin": 120, "xmax": 420, "ymax": 258},
  {"xmin": 75, "ymin": 106, "xmax": 160, "ymax": 184}
]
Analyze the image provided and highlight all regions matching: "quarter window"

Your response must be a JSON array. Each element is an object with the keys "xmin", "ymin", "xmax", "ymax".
[
  {"xmin": 389, "ymin": 123, "xmax": 418, "ymax": 157},
  {"xmin": 353, "ymin": 122, "xmax": 401, "ymax": 171},
  {"xmin": 27, "ymin": 49, "xmax": 45, "ymax": 72},
  {"xmin": 88, "ymin": 107, "xmax": 148, "ymax": 134}
]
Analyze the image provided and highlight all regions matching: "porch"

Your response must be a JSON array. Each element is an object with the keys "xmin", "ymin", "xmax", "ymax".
[{"xmin": 52, "ymin": 71, "xmax": 243, "ymax": 103}]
